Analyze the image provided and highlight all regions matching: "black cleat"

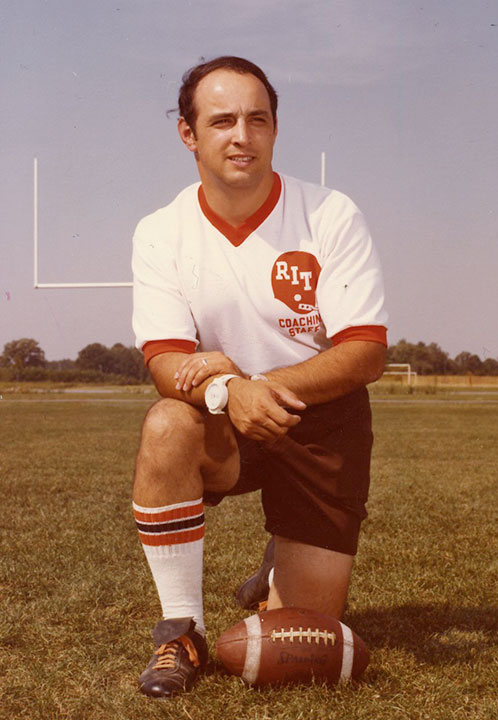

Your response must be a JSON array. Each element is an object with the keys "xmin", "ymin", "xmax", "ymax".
[
  {"xmin": 235, "ymin": 536, "xmax": 275, "ymax": 610},
  {"xmin": 139, "ymin": 617, "xmax": 208, "ymax": 698}
]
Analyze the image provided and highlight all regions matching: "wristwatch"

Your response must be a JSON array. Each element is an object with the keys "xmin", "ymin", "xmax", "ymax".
[{"xmin": 205, "ymin": 374, "xmax": 239, "ymax": 415}]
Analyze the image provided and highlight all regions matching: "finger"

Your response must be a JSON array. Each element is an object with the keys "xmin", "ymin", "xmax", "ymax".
[
  {"xmin": 270, "ymin": 385, "xmax": 307, "ymax": 410},
  {"xmin": 191, "ymin": 367, "xmax": 210, "ymax": 387},
  {"xmin": 191, "ymin": 364, "xmax": 219, "ymax": 387},
  {"xmin": 244, "ymin": 422, "xmax": 289, "ymax": 443},
  {"xmin": 181, "ymin": 362, "xmax": 208, "ymax": 391},
  {"xmin": 175, "ymin": 356, "xmax": 207, "ymax": 390},
  {"xmin": 174, "ymin": 356, "xmax": 197, "ymax": 386},
  {"xmin": 234, "ymin": 409, "xmax": 288, "ymax": 439},
  {"xmin": 277, "ymin": 412, "xmax": 302, "ymax": 428},
  {"xmin": 265, "ymin": 403, "xmax": 302, "ymax": 428}
]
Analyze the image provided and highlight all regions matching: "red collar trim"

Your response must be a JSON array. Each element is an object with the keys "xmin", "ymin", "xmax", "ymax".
[{"xmin": 197, "ymin": 173, "xmax": 282, "ymax": 247}]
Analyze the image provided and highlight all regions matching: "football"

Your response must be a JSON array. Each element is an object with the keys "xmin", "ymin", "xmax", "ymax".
[{"xmin": 216, "ymin": 607, "xmax": 370, "ymax": 686}]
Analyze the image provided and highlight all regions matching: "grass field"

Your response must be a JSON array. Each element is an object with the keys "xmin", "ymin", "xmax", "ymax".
[{"xmin": 0, "ymin": 387, "xmax": 497, "ymax": 719}]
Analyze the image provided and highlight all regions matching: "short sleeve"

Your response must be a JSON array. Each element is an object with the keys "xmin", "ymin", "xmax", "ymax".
[
  {"xmin": 132, "ymin": 211, "xmax": 198, "ymax": 352},
  {"xmin": 315, "ymin": 194, "xmax": 388, "ymax": 339}
]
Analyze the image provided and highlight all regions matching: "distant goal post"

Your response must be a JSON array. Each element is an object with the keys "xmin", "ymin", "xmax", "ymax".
[{"xmin": 382, "ymin": 363, "xmax": 417, "ymax": 384}]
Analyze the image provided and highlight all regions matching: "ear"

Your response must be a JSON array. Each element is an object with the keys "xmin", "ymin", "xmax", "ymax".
[{"xmin": 178, "ymin": 117, "xmax": 197, "ymax": 153}]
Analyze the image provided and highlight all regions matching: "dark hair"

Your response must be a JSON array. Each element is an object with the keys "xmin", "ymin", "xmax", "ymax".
[{"xmin": 178, "ymin": 56, "xmax": 278, "ymax": 131}]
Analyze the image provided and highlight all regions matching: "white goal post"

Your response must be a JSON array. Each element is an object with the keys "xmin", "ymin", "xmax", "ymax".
[
  {"xmin": 33, "ymin": 158, "xmax": 133, "ymax": 289},
  {"xmin": 33, "ymin": 152, "xmax": 327, "ymax": 289},
  {"xmin": 383, "ymin": 363, "xmax": 417, "ymax": 384}
]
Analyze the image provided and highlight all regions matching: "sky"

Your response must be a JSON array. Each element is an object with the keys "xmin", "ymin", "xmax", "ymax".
[{"xmin": 1, "ymin": 0, "xmax": 497, "ymax": 361}]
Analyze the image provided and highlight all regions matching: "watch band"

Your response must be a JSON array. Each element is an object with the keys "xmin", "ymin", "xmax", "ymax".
[{"xmin": 215, "ymin": 374, "xmax": 239, "ymax": 385}]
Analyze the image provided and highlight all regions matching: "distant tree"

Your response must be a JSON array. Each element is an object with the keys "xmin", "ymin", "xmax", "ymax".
[
  {"xmin": 76, "ymin": 342, "xmax": 148, "ymax": 380},
  {"xmin": 0, "ymin": 338, "xmax": 46, "ymax": 370},
  {"xmin": 387, "ymin": 339, "xmax": 453, "ymax": 375},
  {"xmin": 386, "ymin": 340, "xmax": 498, "ymax": 376},
  {"xmin": 46, "ymin": 358, "xmax": 77, "ymax": 371},
  {"xmin": 425, "ymin": 342, "xmax": 455, "ymax": 375},
  {"xmin": 108, "ymin": 343, "xmax": 144, "ymax": 378},
  {"xmin": 386, "ymin": 338, "xmax": 411, "ymax": 365},
  {"xmin": 480, "ymin": 358, "xmax": 498, "ymax": 376},
  {"xmin": 453, "ymin": 351, "xmax": 483, "ymax": 375},
  {"xmin": 76, "ymin": 343, "xmax": 114, "ymax": 373}
]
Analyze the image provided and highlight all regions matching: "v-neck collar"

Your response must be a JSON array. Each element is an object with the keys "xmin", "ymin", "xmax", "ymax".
[{"xmin": 197, "ymin": 172, "xmax": 281, "ymax": 247}]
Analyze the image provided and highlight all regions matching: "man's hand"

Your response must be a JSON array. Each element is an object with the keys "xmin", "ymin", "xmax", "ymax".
[
  {"xmin": 227, "ymin": 378, "xmax": 307, "ymax": 444},
  {"xmin": 174, "ymin": 351, "xmax": 245, "ymax": 392}
]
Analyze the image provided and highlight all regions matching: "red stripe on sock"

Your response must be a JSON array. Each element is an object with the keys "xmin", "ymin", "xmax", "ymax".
[
  {"xmin": 138, "ymin": 525, "xmax": 205, "ymax": 547},
  {"xmin": 133, "ymin": 501, "xmax": 203, "ymax": 524}
]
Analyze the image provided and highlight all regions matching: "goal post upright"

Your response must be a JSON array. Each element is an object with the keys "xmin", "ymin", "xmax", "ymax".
[
  {"xmin": 33, "ymin": 157, "xmax": 39, "ymax": 288},
  {"xmin": 32, "ymin": 157, "xmax": 133, "ymax": 289}
]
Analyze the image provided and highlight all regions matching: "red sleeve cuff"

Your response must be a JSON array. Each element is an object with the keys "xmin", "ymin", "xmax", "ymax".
[
  {"xmin": 143, "ymin": 339, "xmax": 196, "ymax": 366},
  {"xmin": 331, "ymin": 325, "xmax": 387, "ymax": 347}
]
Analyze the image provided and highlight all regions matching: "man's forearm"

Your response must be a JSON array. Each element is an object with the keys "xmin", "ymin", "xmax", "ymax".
[
  {"xmin": 147, "ymin": 341, "xmax": 386, "ymax": 410},
  {"xmin": 149, "ymin": 352, "xmax": 225, "ymax": 406},
  {"xmin": 264, "ymin": 341, "xmax": 386, "ymax": 405},
  {"xmin": 148, "ymin": 350, "xmax": 307, "ymax": 442}
]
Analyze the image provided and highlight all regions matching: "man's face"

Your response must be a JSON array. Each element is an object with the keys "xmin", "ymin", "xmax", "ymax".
[{"xmin": 178, "ymin": 69, "xmax": 277, "ymax": 192}]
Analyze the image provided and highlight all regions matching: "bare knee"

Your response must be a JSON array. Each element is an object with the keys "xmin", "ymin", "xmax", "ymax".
[
  {"xmin": 134, "ymin": 398, "xmax": 240, "ymax": 506},
  {"xmin": 134, "ymin": 399, "xmax": 206, "ymax": 505},
  {"xmin": 136, "ymin": 399, "xmax": 206, "ymax": 480},
  {"xmin": 140, "ymin": 398, "xmax": 204, "ymax": 450}
]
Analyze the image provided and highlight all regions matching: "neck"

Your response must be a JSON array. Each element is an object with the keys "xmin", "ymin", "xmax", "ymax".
[{"xmin": 198, "ymin": 170, "xmax": 275, "ymax": 226}]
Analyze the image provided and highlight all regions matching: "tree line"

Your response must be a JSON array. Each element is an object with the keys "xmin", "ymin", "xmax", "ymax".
[
  {"xmin": 1, "ymin": 337, "xmax": 498, "ymax": 382},
  {"xmin": 0, "ymin": 338, "xmax": 150, "ymax": 383},
  {"xmin": 386, "ymin": 338, "xmax": 498, "ymax": 376}
]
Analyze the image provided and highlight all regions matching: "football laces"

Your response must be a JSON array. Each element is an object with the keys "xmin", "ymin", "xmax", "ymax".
[{"xmin": 270, "ymin": 627, "xmax": 337, "ymax": 645}]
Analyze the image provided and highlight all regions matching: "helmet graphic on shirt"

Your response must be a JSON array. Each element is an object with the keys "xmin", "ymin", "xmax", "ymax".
[{"xmin": 271, "ymin": 251, "xmax": 321, "ymax": 314}]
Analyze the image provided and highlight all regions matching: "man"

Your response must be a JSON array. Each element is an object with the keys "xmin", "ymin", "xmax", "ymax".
[{"xmin": 132, "ymin": 56, "xmax": 387, "ymax": 698}]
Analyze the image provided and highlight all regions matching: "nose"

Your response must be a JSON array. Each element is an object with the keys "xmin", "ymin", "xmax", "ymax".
[{"xmin": 232, "ymin": 118, "xmax": 249, "ymax": 145}]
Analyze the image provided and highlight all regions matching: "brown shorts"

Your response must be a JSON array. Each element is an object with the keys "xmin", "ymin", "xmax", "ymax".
[{"xmin": 203, "ymin": 387, "xmax": 373, "ymax": 556}]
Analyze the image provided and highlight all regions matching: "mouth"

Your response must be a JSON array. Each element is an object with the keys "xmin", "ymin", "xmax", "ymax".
[{"xmin": 228, "ymin": 155, "xmax": 255, "ymax": 167}]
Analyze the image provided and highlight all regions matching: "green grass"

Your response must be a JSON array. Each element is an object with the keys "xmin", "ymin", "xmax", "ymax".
[{"xmin": 0, "ymin": 393, "xmax": 497, "ymax": 719}]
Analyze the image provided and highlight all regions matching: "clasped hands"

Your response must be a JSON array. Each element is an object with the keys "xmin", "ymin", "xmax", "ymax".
[{"xmin": 174, "ymin": 351, "xmax": 306, "ymax": 444}]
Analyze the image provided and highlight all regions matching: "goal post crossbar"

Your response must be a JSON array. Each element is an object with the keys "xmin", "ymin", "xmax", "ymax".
[
  {"xmin": 383, "ymin": 363, "xmax": 416, "ymax": 384},
  {"xmin": 34, "ymin": 282, "xmax": 133, "ymax": 288}
]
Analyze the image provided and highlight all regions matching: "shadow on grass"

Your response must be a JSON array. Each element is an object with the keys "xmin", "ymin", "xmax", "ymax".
[{"xmin": 347, "ymin": 603, "xmax": 497, "ymax": 664}]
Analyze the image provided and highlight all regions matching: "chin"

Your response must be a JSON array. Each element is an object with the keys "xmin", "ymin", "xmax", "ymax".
[{"xmin": 223, "ymin": 167, "xmax": 264, "ymax": 188}]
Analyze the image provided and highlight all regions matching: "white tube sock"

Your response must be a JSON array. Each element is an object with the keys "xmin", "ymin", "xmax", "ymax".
[{"xmin": 133, "ymin": 498, "xmax": 205, "ymax": 634}]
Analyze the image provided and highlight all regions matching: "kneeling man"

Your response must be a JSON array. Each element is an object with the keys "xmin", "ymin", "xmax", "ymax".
[{"xmin": 131, "ymin": 55, "xmax": 388, "ymax": 698}]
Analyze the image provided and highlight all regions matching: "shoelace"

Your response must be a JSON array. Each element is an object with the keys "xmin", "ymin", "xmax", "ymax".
[{"xmin": 153, "ymin": 635, "xmax": 200, "ymax": 670}]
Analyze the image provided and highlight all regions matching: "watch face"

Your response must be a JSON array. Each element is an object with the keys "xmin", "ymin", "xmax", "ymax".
[
  {"xmin": 207, "ymin": 384, "xmax": 223, "ymax": 406},
  {"xmin": 206, "ymin": 376, "xmax": 237, "ymax": 413},
  {"xmin": 206, "ymin": 381, "xmax": 229, "ymax": 412}
]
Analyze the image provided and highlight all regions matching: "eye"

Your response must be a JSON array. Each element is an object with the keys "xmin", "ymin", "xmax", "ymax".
[
  {"xmin": 250, "ymin": 115, "xmax": 269, "ymax": 125},
  {"xmin": 212, "ymin": 117, "xmax": 233, "ymax": 127}
]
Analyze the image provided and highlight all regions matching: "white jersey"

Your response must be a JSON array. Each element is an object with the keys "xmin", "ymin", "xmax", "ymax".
[{"xmin": 132, "ymin": 173, "xmax": 387, "ymax": 376}]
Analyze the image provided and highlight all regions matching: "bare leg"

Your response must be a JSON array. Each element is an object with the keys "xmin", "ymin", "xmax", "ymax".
[
  {"xmin": 132, "ymin": 398, "xmax": 240, "ymax": 633},
  {"xmin": 133, "ymin": 399, "xmax": 240, "ymax": 698},
  {"xmin": 133, "ymin": 397, "xmax": 239, "ymax": 506},
  {"xmin": 266, "ymin": 535, "xmax": 353, "ymax": 619}
]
